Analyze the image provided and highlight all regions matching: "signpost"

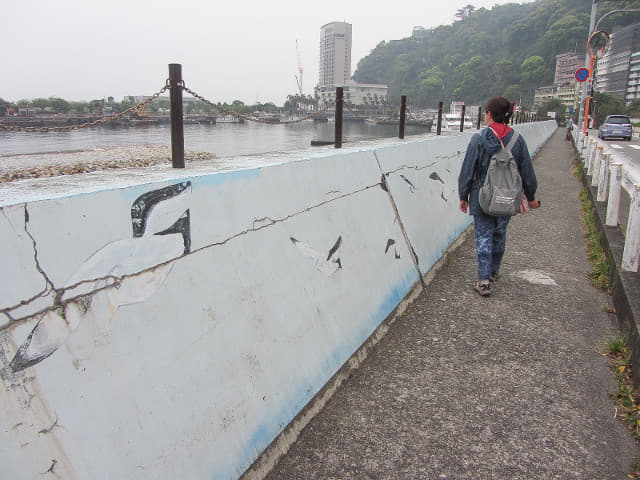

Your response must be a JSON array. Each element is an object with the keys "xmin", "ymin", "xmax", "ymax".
[
  {"xmin": 583, "ymin": 30, "xmax": 610, "ymax": 135},
  {"xmin": 575, "ymin": 68, "xmax": 589, "ymax": 82}
]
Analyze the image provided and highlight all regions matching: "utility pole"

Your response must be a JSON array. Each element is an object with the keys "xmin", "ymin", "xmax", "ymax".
[{"xmin": 578, "ymin": 0, "xmax": 599, "ymax": 134}]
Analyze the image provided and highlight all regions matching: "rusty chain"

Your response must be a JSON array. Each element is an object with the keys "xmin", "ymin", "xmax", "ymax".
[
  {"xmin": 0, "ymin": 85, "xmax": 170, "ymax": 133},
  {"xmin": 1, "ymin": 81, "xmax": 405, "ymax": 132},
  {"xmin": 181, "ymin": 85, "xmax": 336, "ymax": 124},
  {"xmin": 345, "ymin": 103, "xmax": 400, "ymax": 123}
]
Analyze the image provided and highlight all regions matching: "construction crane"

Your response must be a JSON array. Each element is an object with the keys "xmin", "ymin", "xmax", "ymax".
[{"xmin": 295, "ymin": 39, "xmax": 304, "ymax": 96}]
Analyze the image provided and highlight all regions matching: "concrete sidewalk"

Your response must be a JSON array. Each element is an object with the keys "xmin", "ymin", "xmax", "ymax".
[{"xmin": 263, "ymin": 129, "xmax": 637, "ymax": 479}]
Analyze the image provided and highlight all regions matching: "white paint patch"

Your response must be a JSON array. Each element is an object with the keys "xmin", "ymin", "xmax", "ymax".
[
  {"xmin": 513, "ymin": 270, "xmax": 558, "ymax": 286},
  {"xmin": 610, "ymin": 144, "xmax": 624, "ymax": 150},
  {"xmin": 629, "ymin": 145, "xmax": 640, "ymax": 150}
]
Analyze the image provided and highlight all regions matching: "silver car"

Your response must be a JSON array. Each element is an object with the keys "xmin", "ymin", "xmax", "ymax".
[{"xmin": 598, "ymin": 115, "xmax": 632, "ymax": 141}]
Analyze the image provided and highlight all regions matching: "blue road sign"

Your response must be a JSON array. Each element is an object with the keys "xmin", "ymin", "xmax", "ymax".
[{"xmin": 575, "ymin": 68, "xmax": 589, "ymax": 82}]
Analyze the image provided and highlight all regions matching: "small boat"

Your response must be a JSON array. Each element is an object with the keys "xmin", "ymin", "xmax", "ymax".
[
  {"xmin": 444, "ymin": 114, "xmax": 474, "ymax": 131},
  {"xmin": 216, "ymin": 115, "xmax": 244, "ymax": 124}
]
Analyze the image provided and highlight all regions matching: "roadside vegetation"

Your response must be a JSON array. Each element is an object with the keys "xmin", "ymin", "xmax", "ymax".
[
  {"xmin": 603, "ymin": 336, "xmax": 640, "ymax": 478},
  {"xmin": 574, "ymin": 153, "xmax": 640, "ymax": 476},
  {"xmin": 577, "ymin": 185, "xmax": 610, "ymax": 290}
]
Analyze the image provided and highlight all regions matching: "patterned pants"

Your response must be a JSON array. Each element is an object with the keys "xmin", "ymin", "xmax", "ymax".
[{"xmin": 473, "ymin": 214, "xmax": 511, "ymax": 281}]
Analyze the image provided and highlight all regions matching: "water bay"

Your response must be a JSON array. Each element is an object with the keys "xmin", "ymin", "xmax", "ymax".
[{"xmin": 0, "ymin": 121, "xmax": 433, "ymax": 158}]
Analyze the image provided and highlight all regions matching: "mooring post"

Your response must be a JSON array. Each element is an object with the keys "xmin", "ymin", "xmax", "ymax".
[
  {"xmin": 334, "ymin": 87, "xmax": 343, "ymax": 148},
  {"xmin": 460, "ymin": 104, "xmax": 465, "ymax": 132},
  {"xmin": 437, "ymin": 101, "xmax": 443, "ymax": 135},
  {"xmin": 399, "ymin": 95, "xmax": 407, "ymax": 139},
  {"xmin": 169, "ymin": 64, "xmax": 185, "ymax": 168},
  {"xmin": 477, "ymin": 106, "xmax": 482, "ymax": 129}
]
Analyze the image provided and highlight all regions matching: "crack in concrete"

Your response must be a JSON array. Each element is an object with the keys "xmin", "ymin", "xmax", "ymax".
[
  {"xmin": 38, "ymin": 415, "xmax": 62, "ymax": 435},
  {"xmin": 1, "ymin": 183, "xmax": 381, "ymax": 332},
  {"xmin": 23, "ymin": 205, "xmax": 57, "ymax": 295},
  {"xmin": 373, "ymin": 152, "xmax": 425, "ymax": 288}
]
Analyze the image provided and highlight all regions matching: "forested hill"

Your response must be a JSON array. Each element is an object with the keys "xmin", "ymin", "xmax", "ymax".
[{"xmin": 353, "ymin": 0, "xmax": 640, "ymax": 108}]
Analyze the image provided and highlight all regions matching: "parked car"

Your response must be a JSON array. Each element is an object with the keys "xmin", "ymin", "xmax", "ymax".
[{"xmin": 598, "ymin": 115, "xmax": 633, "ymax": 141}]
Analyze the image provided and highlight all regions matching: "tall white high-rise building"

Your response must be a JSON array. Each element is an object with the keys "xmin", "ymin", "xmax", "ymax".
[{"xmin": 319, "ymin": 22, "xmax": 352, "ymax": 87}]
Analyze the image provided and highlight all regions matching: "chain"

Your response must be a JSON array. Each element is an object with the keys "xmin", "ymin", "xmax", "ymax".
[
  {"xmin": 343, "ymin": 103, "xmax": 367, "ymax": 119},
  {"xmin": 344, "ymin": 103, "xmax": 401, "ymax": 123},
  {"xmin": 182, "ymin": 85, "xmax": 336, "ymax": 124},
  {"xmin": 0, "ymin": 85, "xmax": 169, "ymax": 133}
]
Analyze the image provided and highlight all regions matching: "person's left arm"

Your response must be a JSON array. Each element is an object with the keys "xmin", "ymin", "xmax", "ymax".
[{"xmin": 516, "ymin": 137, "xmax": 540, "ymax": 209}]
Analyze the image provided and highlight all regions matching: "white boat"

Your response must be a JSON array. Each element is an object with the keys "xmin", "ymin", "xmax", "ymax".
[{"xmin": 444, "ymin": 114, "xmax": 474, "ymax": 131}]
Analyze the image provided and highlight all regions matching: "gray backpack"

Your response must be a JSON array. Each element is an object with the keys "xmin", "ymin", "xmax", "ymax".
[{"xmin": 479, "ymin": 129, "xmax": 523, "ymax": 216}]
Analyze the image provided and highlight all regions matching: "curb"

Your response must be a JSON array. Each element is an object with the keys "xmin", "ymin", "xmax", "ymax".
[{"xmin": 578, "ymin": 151, "xmax": 640, "ymax": 387}]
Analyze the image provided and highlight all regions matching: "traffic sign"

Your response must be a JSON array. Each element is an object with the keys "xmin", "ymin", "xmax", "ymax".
[{"xmin": 575, "ymin": 68, "xmax": 589, "ymax": 82}]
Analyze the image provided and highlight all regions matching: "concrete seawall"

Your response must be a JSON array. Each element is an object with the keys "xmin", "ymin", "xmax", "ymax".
[{"xmin": 0, "ymin": 121, "xmax": 556, "ymax": 480}]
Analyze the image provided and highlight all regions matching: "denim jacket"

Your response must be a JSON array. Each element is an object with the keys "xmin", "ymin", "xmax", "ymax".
[{"xmin": 458, "ymin": 127, "xmax": 537, "ymax": 216}]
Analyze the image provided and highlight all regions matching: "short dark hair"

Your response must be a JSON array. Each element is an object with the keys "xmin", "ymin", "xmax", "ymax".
[{"xmin": 485, "ymin": 96, "xmax": 514, "ymax": 124}]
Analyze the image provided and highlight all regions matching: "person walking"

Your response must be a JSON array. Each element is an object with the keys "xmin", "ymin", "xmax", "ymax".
[
  {"xmin": 458, "ymin": 96, "xmax": 540, "ymax": 296},
  {"xmin": 566, "ymin": 117, "xmax": 573, "ymax": 141}
]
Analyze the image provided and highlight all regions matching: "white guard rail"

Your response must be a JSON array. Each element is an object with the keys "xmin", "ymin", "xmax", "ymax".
[{"xmin": 575, "ymin": 131, "xmax": 640, "ymax": 272}]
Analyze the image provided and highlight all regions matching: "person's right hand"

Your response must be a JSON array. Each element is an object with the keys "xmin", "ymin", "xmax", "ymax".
[
  {"xmin": 528, "ymin": 200, "xmax": 540, "ymax": 209},
  {"xmin": 459, "ymin": 200, "xmax": 469, "ymax": 214}
]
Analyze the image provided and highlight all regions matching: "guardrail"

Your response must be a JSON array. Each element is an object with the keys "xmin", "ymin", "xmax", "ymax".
[{"xmin": 575, "ymin": 130, "xmax": 640, "ymax": 272}]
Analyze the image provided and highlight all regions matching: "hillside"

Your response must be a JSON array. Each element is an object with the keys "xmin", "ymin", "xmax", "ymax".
[{"xmin": 353, "ymin": 0, "xmax": 640, "ymax": 107}]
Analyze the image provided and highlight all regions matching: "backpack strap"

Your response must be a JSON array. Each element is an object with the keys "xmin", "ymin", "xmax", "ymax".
[
  {"xmin": 488, "ymin": 127, "xmax": 505, "ymax": 149},
  {"xmin": 504, "ymin": 131, "xmax": 519, "ymax": 152}
]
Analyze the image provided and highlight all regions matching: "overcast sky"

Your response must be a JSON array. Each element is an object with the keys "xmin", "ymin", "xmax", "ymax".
[{"xmin": 3, "ymin": 0, "xmax": 536, "ymax": 105}]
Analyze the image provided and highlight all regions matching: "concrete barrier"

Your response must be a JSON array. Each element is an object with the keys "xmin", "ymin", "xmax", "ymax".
[{"xmin": 0, "ymin": 121, "xmax": 556, "ymax": 480}]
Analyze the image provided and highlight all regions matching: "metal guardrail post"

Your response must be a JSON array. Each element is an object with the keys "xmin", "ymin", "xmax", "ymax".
[
  {"xmin": 622, "ymin": 184, "xmax": 640, "ymax": 272},
  {"xmin": 399, "ymin": 95, "xmax": 406, "ymax": 139},
  {"xmin": 591, "ymin": 146, "xmax": 603, "ymax": 186},
  {"xmin": 460, "ymin": 104, "xmax": 465, "ymax": 133},
  {"xmin": 436, "ymin": 101, "xmax": 443, "ymax": 136},
  {"xmin": 477, "ymin": 106, "xmax": 481, "ymax": 129},
  {"xmin": 597, "ymin": 152, "xmax": 610, "ymax": 202},
  {"xmin": 169, "ymin": 64, "xmax": 185, "ymax": 168},
  {"xmin": 606, "ymin": 162, "xmax": 624, "ymax": 227},
  {"xmin": 334, "ymin": 87, "xmax": 343, "ymax": 149}
]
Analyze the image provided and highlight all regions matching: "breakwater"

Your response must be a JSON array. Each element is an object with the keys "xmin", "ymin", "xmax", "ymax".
[{"xmin": 0, "ymin": 121, "xmax": 556, "ymax": 480}]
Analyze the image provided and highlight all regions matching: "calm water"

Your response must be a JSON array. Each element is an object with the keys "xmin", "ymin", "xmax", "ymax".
[{"xmin": 0, "ymin": 121, "xmax": 433, "ymax": 157}]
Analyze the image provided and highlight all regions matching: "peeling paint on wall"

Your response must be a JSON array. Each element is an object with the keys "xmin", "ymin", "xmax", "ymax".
[
  {"xmin": 290, "ymin": 236, "xmax": 342, "ymax": 276},
  {"xmin": 3, "ymin": 181, "xmax": 193, "ymax": 375}
]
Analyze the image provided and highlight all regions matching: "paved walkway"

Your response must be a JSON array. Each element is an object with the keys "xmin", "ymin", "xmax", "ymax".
[{"xmin": 264, "ymin": 129, "xmax": 638, "ymax": 479}]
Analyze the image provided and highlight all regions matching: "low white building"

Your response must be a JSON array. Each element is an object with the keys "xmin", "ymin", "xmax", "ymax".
[{"xmin": 316, "ymin": 81, "xmax": 388, "ymax": 107}]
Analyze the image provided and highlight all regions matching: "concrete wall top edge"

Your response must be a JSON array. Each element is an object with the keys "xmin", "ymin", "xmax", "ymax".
[{"xmin": 0, "ymin": 122, "xmax": 556, "ymax": 208}]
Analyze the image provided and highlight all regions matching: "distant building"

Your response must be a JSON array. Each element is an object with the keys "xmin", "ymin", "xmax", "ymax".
[
  {"xmin": 596, "ymin": 23, "xmax": 640, "ymax": 103},
  {"xmin": 123, "ymin": 96, "xmax": 152, "ymax": 104},
  {"xmin": 534, "ymin": 83, "xmax": 581, "ymax": 113},
  {"xmin": 412, "ymin": 26, "xmax": 429, "ymax": 38},
  {"xmin": 315, "ymin": 21, "xmax": 388, "ymax": 107},
  {"xmin": 554, "ymin": 52, "xmax": 586, "ymax": 84},
  {"xmin": 533, "ymin": 51, "xmax": 585, "ymax": 114},
  {"xmin": 319, "ymin": 22, "xmax": 352, "ymax": 88},
  {"xmin": 317, "ymin": 82, "xmax": 388, "ymax": 107}
]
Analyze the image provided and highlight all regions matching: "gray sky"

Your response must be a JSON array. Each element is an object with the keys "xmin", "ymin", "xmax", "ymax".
[{"xmin": 3, "ymin": 0, "xmax": 536, "ymax": 105}]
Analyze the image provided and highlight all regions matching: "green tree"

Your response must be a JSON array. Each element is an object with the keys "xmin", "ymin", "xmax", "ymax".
[
  {"xmin": 521, "ymin": 56, "xmax": 547, "ymax": 87},
  {"xmin": 455, "ymin": 4, "xmax": 476, "ymax": 20},
  {"xmin": 49, "ymin": 97, "xmax": 70, "ymax": 113},
  {"xmin": 536, "ymin": 98, "xmax": 566, "ymax": 123},
  {"xmin": 0, "ymin": 97, "xmax": 11, "ymax": 115},
  {"xmin": 628, "ymin": 99, "xmax": 640, "ymax": 118},
  {"xmin": 592, "ymin": 91, "xmax": 627, "ymax": 127},
  {"xmin": 417, "ymin": 66, "xmax": 445, "ymax": 106}
]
